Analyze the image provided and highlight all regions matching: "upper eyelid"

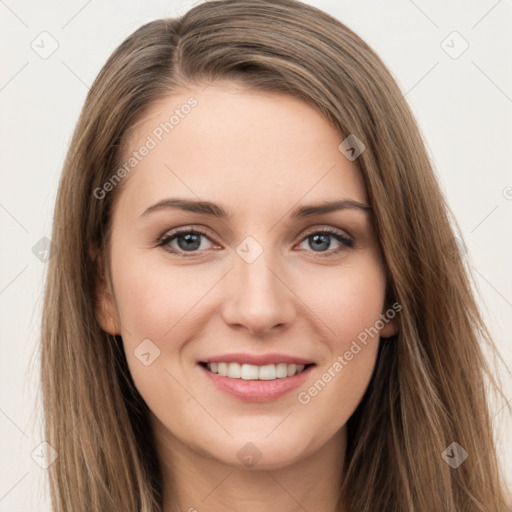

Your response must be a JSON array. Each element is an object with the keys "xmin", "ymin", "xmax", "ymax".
[
  {"xmin": 158, "ymin": 225, "xmax": 217, "ymax": 244},
  {"xmin": 300, "ymin": 225, "xmax": 353, "ymax": 239},
  {"xmin": 159, "ymin": 223, "xmax": 352, "ymax": 237}
]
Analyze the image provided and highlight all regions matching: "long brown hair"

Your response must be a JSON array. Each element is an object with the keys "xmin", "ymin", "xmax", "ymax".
[{"xmin": 40, "ymin": 0, "xmax": 511, "ymax": 510}]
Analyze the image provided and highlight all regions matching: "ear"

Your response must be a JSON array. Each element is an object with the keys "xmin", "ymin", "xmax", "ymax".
[
  {"xmin": 379, "ymin": 314, "xmax": 398, "ymax": 338},
  {"xmin": 379, "ymin": 299, "xmax": 400, "ymax": 339},
  {"xmin": 90, "ymin": 247, "xmax": 121, "ymax": 336}
]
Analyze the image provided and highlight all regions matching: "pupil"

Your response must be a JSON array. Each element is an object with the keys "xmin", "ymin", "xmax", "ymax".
[
  {"xmin": 311, "ymin": 234, "xmax": 329, "ymax": 251},
  {"xmin": 178, "ymin": 233, "xmax": 201, "ymax": 251}
]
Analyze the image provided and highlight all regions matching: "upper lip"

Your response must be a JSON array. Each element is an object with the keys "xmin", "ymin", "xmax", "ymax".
[{"xmin": 200, "ymin": 353, "xmax": 314, "ymax": 366}]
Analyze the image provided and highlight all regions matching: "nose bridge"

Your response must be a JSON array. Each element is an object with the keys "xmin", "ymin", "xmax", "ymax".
[
  {"xmin": 221, "ymin": 235, "xmax": 294, "ymax": 334},
  {"xmin": 239, "ymin": 248, "xmax": 279, "ymax": 302}
]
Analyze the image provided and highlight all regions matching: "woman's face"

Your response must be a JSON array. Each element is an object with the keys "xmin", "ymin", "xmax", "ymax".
[{"xmin": 97, "ymin": 81, "xmax": 397, "ymax": 470}]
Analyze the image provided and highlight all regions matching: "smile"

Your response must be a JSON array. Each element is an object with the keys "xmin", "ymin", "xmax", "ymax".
[
  {"xmin": 198, "ymin": 355, "xmax": 316, "ymax": 402},
  {"xmin": 201, "ymin": 361, "xmax": 311, "ymax": 380}
]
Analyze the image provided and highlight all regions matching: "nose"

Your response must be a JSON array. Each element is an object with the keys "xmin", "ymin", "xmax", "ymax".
[{"xmin": 220, "ymin": 248, "xmax": 296, "ymax": 336}]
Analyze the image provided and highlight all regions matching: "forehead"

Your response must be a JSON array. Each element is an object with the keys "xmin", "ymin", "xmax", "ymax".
[{"xmin": 115, "ymin": 82, "xmax": 367, "ymax": 218}]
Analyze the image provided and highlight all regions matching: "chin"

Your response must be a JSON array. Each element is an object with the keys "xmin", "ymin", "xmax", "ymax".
[{"xmin": 196, "ymin": 429, "xmax": 321, "ymax": 471}]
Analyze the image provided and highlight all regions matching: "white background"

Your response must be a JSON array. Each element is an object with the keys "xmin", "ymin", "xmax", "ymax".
[{"xmin": 1, "ymin": 0, "xmax": 511, "ymax": 509}]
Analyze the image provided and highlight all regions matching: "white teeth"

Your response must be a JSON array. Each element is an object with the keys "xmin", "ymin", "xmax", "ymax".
[
  {"xmin": 217, "ymin": 362, "xmax": 228, "ymax": 376},
  {"xmin": 258, "ymin": 364, "xmax": 276, "ymax": 380},
  {"xmin": 240, "ymin": 363, "xmax": 259, "ymax": 380},
  {"xmin": 227, "ymin": 362, "xmax": 241, "ymax": 378},
  {"xmin": 275, "ymin": 363, "xmax": 288, "ymax": 378},
  {"xmin": 205, "ymin": 362, "xmax": 308, "ymax": 380},
  {"xmin": 287, "ymin": 364, "xmax": 296, "ymax": 377}
]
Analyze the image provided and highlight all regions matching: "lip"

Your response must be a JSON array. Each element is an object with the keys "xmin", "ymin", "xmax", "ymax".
[
  {"xmin": 198, "ymin": 362, "xmax": 315, "ymax": 402},
  {"xmin": 199, "ymin": 352, "xmax": 313, "ymax": 366}
]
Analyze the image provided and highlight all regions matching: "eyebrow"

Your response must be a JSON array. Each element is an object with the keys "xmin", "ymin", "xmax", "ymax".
[{"xmin": 139, "ymin": 197, "xmax": 371, "ymax": 219}]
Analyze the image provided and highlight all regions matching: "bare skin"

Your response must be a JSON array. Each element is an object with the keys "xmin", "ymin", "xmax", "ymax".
[{"xmin": 96, "ymin": 80, "xmax": 397, "ymax": 512}]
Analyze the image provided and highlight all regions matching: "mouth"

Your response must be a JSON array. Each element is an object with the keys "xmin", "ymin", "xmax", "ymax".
[
  {"xmin": 197, "ymin": 354, "xmax": 316, "ymax": 402},
  {"xmin": 198, "ymin": 361, "xmax": 314, "ymax": 380}
]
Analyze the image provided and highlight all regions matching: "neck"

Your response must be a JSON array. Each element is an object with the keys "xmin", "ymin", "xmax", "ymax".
[{"xmin": 154, "ymin": 423, "xmax": 348, "ymax": 512}]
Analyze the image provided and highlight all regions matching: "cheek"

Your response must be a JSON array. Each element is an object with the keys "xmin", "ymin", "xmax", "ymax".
[
  {"xmin": 292, "ymin": 257, "xmax": 386, "ymax": 422},
  {"xmin": 111, "ymin": 250, "xmax": 217, "ymax": 342},
  {"xmin": 296, "ymin": 257, "xmax": 387, "ymax": 347},
  {"xmin": 109, "ymin": 249, "xmax": 210, "ymax": 421}
]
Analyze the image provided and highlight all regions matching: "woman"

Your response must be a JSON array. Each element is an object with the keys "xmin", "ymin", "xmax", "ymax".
[{"xmin": 40, "ymin": 0, "xmax": 511, "ymax": 510}]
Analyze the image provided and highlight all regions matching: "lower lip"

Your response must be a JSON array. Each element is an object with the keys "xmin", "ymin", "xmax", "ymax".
[{"xmin": 199, "ymin": 364, "xmax": 314, "ymax": 402}]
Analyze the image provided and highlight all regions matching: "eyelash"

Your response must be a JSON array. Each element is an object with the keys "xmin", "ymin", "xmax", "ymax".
[{"xmin": 156, "ymin": 225, "xmax": 355, "ymax": 258}]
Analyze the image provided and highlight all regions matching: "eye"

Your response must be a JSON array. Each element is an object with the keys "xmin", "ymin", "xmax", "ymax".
[
  {"xmin": 157, "ymin": 227, "xmax": 217, "ymax": 256},
  {"xmin": 296, "ymin": 227, "xmax": 354, "ymax": 256},
  {"xmin": 156, "ymin": 225, "xmax": 354, "ymax": 257}
]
